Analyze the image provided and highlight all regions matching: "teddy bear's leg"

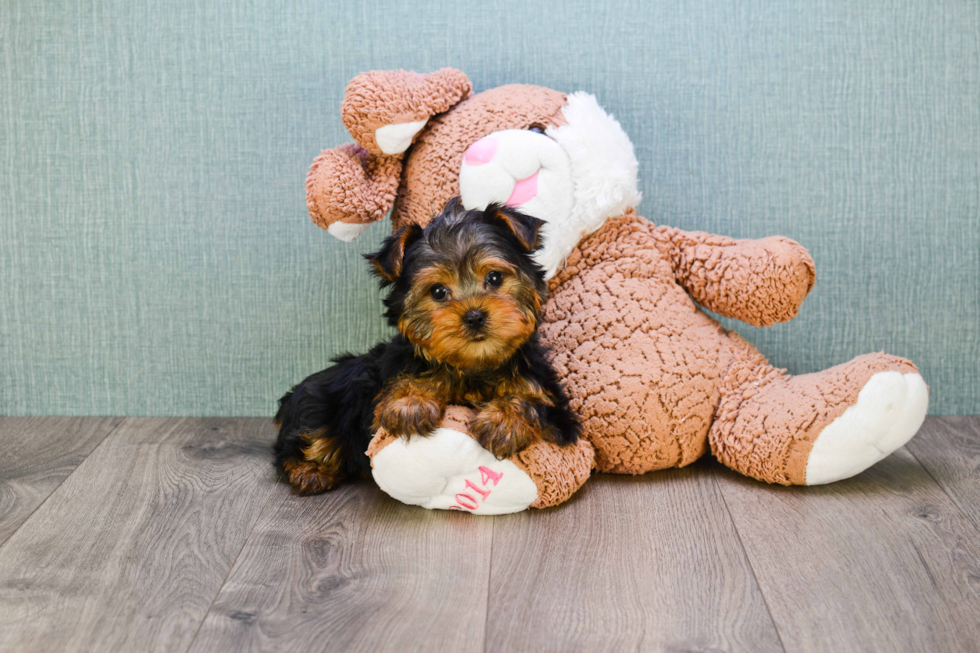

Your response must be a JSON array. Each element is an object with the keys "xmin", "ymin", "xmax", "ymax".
[
  {"xmin": 709, "ymin": 338, "xmax": 928, "ymax": 485},
  {"xmin": 368, "ymin": 407, "xmax": 595, "ymax": 513}
]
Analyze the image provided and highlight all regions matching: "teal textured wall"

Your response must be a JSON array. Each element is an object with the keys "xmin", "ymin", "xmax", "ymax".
[{"xmin": 1, "ymin": 0, "xmax": 977, "ymax": 416}]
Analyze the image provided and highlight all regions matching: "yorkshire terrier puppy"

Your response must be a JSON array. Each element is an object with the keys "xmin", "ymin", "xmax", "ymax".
[{"xmin": 274, "ymin": 199, "xmax": 580, "ymax": 495}]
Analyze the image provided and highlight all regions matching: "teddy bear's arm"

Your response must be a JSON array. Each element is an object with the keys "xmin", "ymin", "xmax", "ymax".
[
  {"xmin": 306, "ymin": 144, "xmax": 403, "ymax": 239},
  {"xmin": 307, "ymin": 69, "xmax": 472, "ymax": 240},
  {"xmin": 650, "ymin": 226, "xmax": 816, "ymax": 327}
]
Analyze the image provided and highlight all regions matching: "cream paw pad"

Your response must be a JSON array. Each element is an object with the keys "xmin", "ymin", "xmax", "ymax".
[{"xmin": 805, "ymin": 371, "xmax": 929, "ymax": 485}]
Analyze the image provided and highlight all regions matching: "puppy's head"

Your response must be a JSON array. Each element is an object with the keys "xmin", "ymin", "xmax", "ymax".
[{"xmin": 366, "ymin": 198, "xmax": 546, "ymax": 370}]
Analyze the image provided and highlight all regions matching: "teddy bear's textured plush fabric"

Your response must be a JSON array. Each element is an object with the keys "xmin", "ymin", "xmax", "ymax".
[
  {"xmin": 340, "ymin": 69, "xmax": 472, "ymax": 157},
  {"xmin": 306, "ymin": 69, "xmax": 472, "ymax": 240},
  {"xmin": 307, "ymin": 82, "xmax": 569, "ymax": 236},
  {"xmin": 394, "ymin": 85, "xmax": 568, "ymax": 229},
  {"xmin": 307, "ymin": 68, "xmax": 929, "ymax": 510},
  {"xmin": 306, "ymin": 144, "xmax": 403, "ymax": 235},
  {"xmin": 541, "ymin": 211, "xmax": 924, "ymax": 484}
]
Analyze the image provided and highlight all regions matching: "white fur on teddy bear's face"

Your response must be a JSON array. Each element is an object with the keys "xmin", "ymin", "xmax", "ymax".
[
  {"xmin": 459, "ymin": 128, "xmax": 575, "ymax": 251},
  {"xmin": 459, "ymin": 92, "xmax": 641, "ymax": 279}
]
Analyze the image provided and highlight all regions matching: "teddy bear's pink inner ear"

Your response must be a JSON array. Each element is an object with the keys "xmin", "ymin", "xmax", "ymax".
[{"xmin": 341, "ymin": 68, "xmax": 471, "ymax": 157}]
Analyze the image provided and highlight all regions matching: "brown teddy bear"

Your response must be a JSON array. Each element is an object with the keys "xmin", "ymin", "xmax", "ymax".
[{"xmin": 305, "ymin": 68, "xmax": 928, "ymax": 514}]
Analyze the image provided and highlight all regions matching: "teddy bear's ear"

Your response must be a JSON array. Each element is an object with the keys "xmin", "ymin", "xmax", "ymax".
[
  {"xmin": 306, "ymin": 143, "xmax": 403, "ymax": 240},
  {"xmin": 341, "ymin": 68, "xmax": 471, "ymax": 156}
]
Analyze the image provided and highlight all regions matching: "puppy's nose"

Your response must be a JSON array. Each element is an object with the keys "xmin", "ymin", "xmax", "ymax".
[{"xmin": 463, "ymin": 309, "xmax": 488, "ymax": 330}]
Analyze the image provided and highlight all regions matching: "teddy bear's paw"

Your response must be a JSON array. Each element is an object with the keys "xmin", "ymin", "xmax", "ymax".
[
  {"xmin": 326, "ymin": 221, "xmax": 372, "ymax": 242},
  {"xmin": 371, "ymin": 427, "xmax": 538, "ymax": 514},
  {"xmin": 805, "ymin": 371, "xmax": 928, "ymax": 485},
  {"xmin": 374, "ymin": 119, "xmax": 429, "ymax": 155}
]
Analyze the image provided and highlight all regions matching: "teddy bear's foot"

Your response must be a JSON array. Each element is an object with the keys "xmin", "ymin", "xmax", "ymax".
[
  {"xmin": 804, "ymin": 371, "xmax": 928, "ymax": 485},
  {"xmin": 370, "ymin": 425, "xmax": 540, "ymax": 515},
  {"xmin": 367, "ymin": 406, "xmax": 595, "ymax": 513},
  {"xmin": 710, "ymin": 350, "xmax": 928, "ymax": 485}
]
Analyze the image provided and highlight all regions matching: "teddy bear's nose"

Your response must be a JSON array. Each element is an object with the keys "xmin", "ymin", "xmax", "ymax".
[{"xmin": 464, "ymin": 138, "xmax": 498, "ymax": 166}]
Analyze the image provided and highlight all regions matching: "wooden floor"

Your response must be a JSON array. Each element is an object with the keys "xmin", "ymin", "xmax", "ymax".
[{"xmin": 0, "ymin": 417, "xmax": 977, "ymax": 652}]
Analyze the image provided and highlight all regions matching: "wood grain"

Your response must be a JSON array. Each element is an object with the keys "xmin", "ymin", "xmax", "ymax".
[
  {"xmin": 716, "ymin": 445, "xmax": 980, "ymax": 653},
  {"xmin": 907, "ymin": 416, "xmax": 980, "ymax": 531},
  {"xmin": 0, "ymin": 416, "xmax": 122, "ymax": 547},
  {"xmin": 3, "ymin": 416, "xmax": 980, "ymax": 652},
  {"xmin": 0, "ymin": 417, "xmax": 277, "ymax": 653},
  {"xmin": 187, "ymin": 480, "xmax": 493, "ymax": 653},
  {"xmin": 485, "ymin": 466, "xmax": 784, "ymax": 653}
]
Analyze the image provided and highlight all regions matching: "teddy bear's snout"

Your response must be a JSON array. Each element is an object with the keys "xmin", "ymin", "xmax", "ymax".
[
  {"xmin": 464, "ymin": 138, "xmax": 540, "ymax": 207},
  {"xmin": 463, "ymin": 137, "xmax": 541, "ymax": 208},
  {"xmin": 459, "ymin": 129, "xmax": 573, "ymax": 227}
]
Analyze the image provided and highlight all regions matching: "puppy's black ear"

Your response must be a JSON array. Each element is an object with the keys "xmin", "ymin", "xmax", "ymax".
[
  {"xmin": 365, "ymin": 223, "xmax": 423, "ymax": 282},
  {"xmin": 484, "ymin": 204, "xmax": 545, "ymax": 252}
]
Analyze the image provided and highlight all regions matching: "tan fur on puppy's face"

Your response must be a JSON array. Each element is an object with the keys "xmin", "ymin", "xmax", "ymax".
[{"xmin": 398, "ymin": 252, "xmax": 539, "ymax": 370}]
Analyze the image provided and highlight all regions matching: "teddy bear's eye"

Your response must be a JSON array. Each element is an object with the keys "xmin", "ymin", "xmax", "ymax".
[{"xmin": 527, "ymin": 125, "xmax": 545, "ymax": 135}]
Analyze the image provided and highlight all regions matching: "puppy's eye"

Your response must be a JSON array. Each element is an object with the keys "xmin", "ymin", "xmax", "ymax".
[
  {"xmin": 429, "ymin": 284, "xmax": 449, "ymax": 301},
  {"xmin": 527, "ymin": 125, "xmax": 545, "ymax": 135},
  {"xmin": 485, "ymin": 271, "xmax": 503, "ymax": 287}
]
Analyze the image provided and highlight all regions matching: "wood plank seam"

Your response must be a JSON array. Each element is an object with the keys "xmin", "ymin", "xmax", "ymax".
[
  {"xmin": 184, "ymin": 476, "xmax": 281, "ymax": 653},
  {"xmin": 0, "ymin": 417, "xmax": 282, "ymax": 652},
  {"xmin": 482, "ymin": 517, "xmax": 496, "ymax": 653},
  {"xmin": 481, "ymin": 471, "xmax": 785, "ymax": 651},
  {"xmin": 715, "ymin": 440, "xmax": 980, "ymax": 652},
  {"xmin": 712, "ymin": 474, "xmax": 789, "ymax": 653},
  {"xmin": 0, "ymin": 416, "xmax": 125, "ymax": 552},
  {"xmin": 904, "ymin": 440, "xmax": 980, "ymax": 540}
]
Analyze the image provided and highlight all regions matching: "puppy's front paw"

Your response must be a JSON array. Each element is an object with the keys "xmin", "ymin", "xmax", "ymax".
[
  {"xmin": 375, "ymin": 394, "xmax": 444, "ymax": 436},
  {"xmin": 470, "ymin": 400, "xmax": 541, "ymax": 459}
]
